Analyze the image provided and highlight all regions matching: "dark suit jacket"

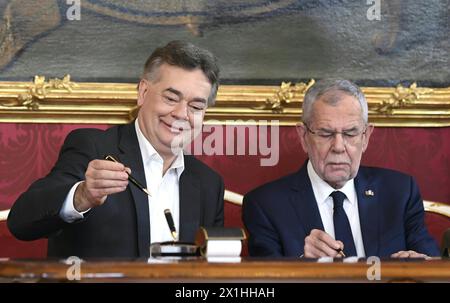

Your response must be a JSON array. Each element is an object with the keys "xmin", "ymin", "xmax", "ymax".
[
  {"xmin": 7, "ymin": 123, "xmax": 224, "ymax": 259},
  {"xmin": 242, "ymin": 161, "xmax": 440, "ymax": 257}
]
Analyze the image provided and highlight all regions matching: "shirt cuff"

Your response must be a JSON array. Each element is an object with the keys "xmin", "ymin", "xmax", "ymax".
[{"xmin": 59, "ymin": 181, "xmax": 91, "ymax": 223}]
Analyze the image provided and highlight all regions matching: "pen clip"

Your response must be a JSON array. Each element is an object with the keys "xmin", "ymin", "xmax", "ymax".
[{"xmin": 104, "ymin": 155, "xmax": 119, "ymax": 163}]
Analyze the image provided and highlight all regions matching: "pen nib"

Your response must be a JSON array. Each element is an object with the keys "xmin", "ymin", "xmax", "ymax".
[{"xmin": 143, "ymin": 188, "xmax": 152, "ymax": 197}]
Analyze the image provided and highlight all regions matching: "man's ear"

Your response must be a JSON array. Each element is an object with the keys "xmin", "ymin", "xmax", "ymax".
[
  {"xmin": 362, "ymin": 124, "xmax": 374, "ymax": 152},
  {"xmin": 137, "ymin": 79, "xmax": 149, "ymax": 106},
  {"xmin": 296, "ymin": 122, "xmax": 309, "ymax": 153}
]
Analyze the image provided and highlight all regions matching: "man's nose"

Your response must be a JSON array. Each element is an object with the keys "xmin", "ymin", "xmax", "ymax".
[
  {"xmin": 331, "ymin": 133, "xmax": 346, "ymax": 152},
  {"xmin": 171, "ymin": 101, "xmax": 189, "ymax": 120}
]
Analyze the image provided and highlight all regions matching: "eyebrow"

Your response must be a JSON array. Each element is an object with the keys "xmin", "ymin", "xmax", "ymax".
[
  {"xmin": 163, "ymin": 87, "xmax": 207, "ymax": 104},
  {"xmin": 164, "ymin": 87, "xmax": 182, "ymax": 98}
]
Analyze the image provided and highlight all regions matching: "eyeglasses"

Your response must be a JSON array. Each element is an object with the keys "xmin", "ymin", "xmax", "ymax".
[{"xmin": 304, "ymin": 123, "xmax": 368, "ymax": 146}]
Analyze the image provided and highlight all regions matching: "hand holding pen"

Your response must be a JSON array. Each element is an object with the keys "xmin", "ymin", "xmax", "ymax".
[
  {"xmin": 303, "ymin": 229, "xmax": 346, "ymax": 258},
  {"xmin": 73, "ymin": 156, "xmax": 132, "ymax": 212},
  {"xmin": 105, "ymin": 156, "xmax": 175, "ymax": 241},
  {"xmin": 104, "ymin": 155, "xmax": 151, "ymax": 196},
  {"xmin": 106, "ymin": 156, "xmax": 175, "ymax": 241}
]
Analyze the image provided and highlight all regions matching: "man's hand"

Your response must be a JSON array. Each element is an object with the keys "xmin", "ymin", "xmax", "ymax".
[
  {"xmin": 304, "ymin": 229, "xmax": 345, "ymax": 258},
  {"xmin": 391, "ymin": 250, "xmax": 429, "ymax": 259},
  {"xmin": 74, "ymin": 159, "xmax": 130, "ymax": 212}
]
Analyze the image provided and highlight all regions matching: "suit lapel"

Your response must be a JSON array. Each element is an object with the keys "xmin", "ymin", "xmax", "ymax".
[
  {"xmin": 179, "ymin": 156, "xmax": 201, "ymax": 242},
  {"xmin": 118, "ymin": 123, "xmax": 151, "ymax": 257},
  {"xmin": 355, "ymin": 167, "xmax": 380, "ymax": 256},
  {"xmin": 288, "ymin": 163, "xmax": 324, "ymax": 235}
]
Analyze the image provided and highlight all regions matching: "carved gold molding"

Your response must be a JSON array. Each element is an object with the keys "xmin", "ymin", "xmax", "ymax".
[{"xmin": 0, "ymin": 75, "xmax": 449, "ymax": 126}]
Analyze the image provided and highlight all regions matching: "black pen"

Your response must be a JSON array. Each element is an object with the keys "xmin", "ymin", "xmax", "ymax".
[
  {"xmin": 164, "ymin": 209, "xmax": 178, "ymax": 241},
  {"xmin": 104, "ymin": 155, "xmax": 151, "ymax": 197}
]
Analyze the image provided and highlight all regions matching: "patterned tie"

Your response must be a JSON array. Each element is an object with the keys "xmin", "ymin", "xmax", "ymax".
[{"xmin": 330, "ymin": 191, "xmax": 357, "ymax": 256}]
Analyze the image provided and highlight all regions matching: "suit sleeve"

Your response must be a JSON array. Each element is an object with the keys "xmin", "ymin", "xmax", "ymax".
[
  {"xmin": 404, "ymin": 176, "xmax": 440, "ymax": 256},
  {"xmin": 242, "ymin": 193, "xmax": 284, "ymax": 257},
  {"xmin": 7, "ymin": 129, "xmax": 98, "ymax": 241}
]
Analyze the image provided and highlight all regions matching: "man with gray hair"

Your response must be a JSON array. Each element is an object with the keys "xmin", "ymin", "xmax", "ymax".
[
  {"xmin": 243, "ymin": 79, "xmax": 439, "ymax": 258},
  {"xmin": 8, "ymin": 41, "xmax": 224, "ymax": 258}
]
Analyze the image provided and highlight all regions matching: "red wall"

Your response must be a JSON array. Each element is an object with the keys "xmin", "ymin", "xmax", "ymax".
[{"xmin": 1, "ymin": 124, "xmax": 449, "ymax": 258}]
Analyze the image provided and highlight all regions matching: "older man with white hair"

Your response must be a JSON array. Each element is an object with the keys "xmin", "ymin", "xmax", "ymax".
[{"xmin": 243, "ymin": 79, "xmax": 439, "ymax": 258}]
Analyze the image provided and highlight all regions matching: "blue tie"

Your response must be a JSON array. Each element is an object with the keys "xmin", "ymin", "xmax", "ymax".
[{"xmin": 331, "ymin": 191, "xmax": 357, "ymax": 256}]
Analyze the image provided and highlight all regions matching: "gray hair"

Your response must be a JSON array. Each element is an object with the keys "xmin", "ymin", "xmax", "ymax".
[
  {"xmin": 143, "ymin": 40, "xmax": 220, "ymax": 106},
  {"xmin": 302, "ymin": 79, "xmax": 369, "ymax": 124}
]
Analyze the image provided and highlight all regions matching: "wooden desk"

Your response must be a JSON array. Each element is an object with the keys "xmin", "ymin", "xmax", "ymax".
[{"xmin": 0, "ymin": 258, "xmax": 449, "ymax": 282}]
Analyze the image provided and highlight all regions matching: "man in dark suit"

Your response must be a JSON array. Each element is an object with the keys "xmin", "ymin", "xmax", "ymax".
[
  {"xmin": 7, "ymin": 41, "xmax": 224, "ymax": 259},
  {"xmin": 243, "ymin": 79, "xmax": 440, "ymax": 258}
]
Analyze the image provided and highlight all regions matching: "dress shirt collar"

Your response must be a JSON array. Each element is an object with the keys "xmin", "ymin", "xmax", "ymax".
[
  {"xmin": 307, "ymin": 160, "xmax": 356, "ymax": 206},
  {"xmin": 135, "ymin": 119, "xmax": 185, "ymax": 179}
]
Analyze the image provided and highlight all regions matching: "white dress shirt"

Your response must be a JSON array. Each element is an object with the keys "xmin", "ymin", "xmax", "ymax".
[
  {"xmin": 60, "ymin": 119, "xmax": 184, "ymax": 244},
  {"xmin": 135, "ymin": 119, "xmax": 184, "ymax": 243},
  {"xmin": 307, "ymin": 161, "xmax": 366, "ymax": 257}
]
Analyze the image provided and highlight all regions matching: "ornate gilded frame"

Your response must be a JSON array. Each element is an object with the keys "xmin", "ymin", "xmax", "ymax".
[{"xmin": 0, "ymin": 75, "xmax": 449, "ymax": 126}]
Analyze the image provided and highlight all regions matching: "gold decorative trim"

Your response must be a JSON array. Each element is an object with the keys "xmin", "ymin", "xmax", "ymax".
[
  {"xmin": 2, "ymin": 195, "xmax": 448, "ymax": 218},
  {"xmin": 424, "ymin": 201, "xmax": 450, "ymax": 218},
  {"xmin": 3, "ymin": 199, "xmax": 449, "ymax": 222},
  {"xmin": 0, "ymin": 209, "xmax": 9, "ymax": 222},
  {"xmin": 224, "ymin": 190, "xmax": 244, "ymax": 206},
  {"xmin": 374, "ymin": 83, "xmax": 434, "ymax": 115},
  {"xmin": 0, "ymin": 76, "xmax": 449, "ymax": 126},
  {"xmin": 254, "ymin": 80, "xmax": 315, "ymax": 113},
  {"xmin": 0, "ymin": 75, "xmax": 77, "ymax": 110},
  {"xmin": 225, "ymin": 190, "xmax": 450, "ymax": 218}
]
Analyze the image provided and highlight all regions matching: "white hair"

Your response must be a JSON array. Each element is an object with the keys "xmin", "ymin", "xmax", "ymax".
[{"xmin": 302, "ymin": 79, "xmax": 368, "ymax": 124}]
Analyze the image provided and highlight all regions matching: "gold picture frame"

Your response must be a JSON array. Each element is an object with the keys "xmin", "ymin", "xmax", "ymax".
[{"xmin": 0, "ymin": 75, "xmax": 449, "ymax": 126}]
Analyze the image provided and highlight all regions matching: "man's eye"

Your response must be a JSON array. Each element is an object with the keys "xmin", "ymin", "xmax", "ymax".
[
  {"xmin": 189, "ymin": 103, "xmax": 206, "ymax": 111},
  {"xmin": 164, "ymin": 96, "xmax": 178, "ymax": 102},
  {"xmin": 318, "ymin": 133, "xmax": 334, "ymax": 138},
  {"xmin": 343, "ymin": 132, "xmax": 358, "ymax": 137}
]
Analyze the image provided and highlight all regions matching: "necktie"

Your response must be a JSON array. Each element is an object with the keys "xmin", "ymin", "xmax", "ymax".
[{"xmin": 331, "ymin": 191, "xmax": 357, "ymax": 256}]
